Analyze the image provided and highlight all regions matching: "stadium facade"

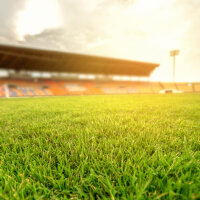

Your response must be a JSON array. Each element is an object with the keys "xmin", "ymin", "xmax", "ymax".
[{"xmin": 0, "ymin": 44, "xmax": 199, "ymax": 97}]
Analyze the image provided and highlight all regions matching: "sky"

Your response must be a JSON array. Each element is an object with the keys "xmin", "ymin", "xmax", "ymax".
[{"xmin": 0, "ymin": 0, "xmax": 200, "ymax": 82}]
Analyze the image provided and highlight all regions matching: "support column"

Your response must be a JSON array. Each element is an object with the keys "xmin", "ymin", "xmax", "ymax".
[{"xmin": 4, "ymin": 84, "xmax": 10, "ymax": 98}]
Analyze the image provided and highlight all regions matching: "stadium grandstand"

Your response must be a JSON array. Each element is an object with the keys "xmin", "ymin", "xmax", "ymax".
[{"xmin": 0, "ymin": 44, "xmax": 199, "ymax": 98}]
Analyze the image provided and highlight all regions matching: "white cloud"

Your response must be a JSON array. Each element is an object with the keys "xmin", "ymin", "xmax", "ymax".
[
  {"xmin": 0, "ymin": 0, "xmax": 200, "ymax": 81},
  {"xmin": 16, "ymin": 0, "xmax": 62, "ymax": 40}
]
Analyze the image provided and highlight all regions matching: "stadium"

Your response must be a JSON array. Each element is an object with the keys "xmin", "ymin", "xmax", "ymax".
[
  {"xmin": 0, "ymin": 43, "xmax": 200, "ymax": 199},
  {"xmin": 1, "ymin": 0, "xmax": 200, "ymax": 199},
  {"xmin": 0, "ymin": 44, "xmax": 200, "ymax": 98}
]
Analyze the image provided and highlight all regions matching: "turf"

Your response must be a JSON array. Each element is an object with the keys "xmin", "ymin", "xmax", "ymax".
[{"xmin": 0, "ymin": 94, "xmax": 200, "ymax": 199}]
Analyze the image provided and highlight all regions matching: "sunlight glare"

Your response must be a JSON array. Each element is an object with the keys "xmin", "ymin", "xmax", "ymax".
[{"xmin": 17, "ymin": 0, "xmax": 62, "ymax": 40}]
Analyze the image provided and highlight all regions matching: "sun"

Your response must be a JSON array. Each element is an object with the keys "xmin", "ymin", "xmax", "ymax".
[{"xmin": 17, "ymin": 0, "xmax": 62, "ymax": 40}]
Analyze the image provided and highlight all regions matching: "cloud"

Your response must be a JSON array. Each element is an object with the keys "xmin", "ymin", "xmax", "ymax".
[
  {"xmin": 19, "ymin": 28, "xmax": 65, "ymax": 49},
  {"xmin": 0, "ymin": 0, "xmax": 200, "ymax": 81},
  {"xmin": 0, "ymin": 0, "xmax": 26, "ymax": 43}
]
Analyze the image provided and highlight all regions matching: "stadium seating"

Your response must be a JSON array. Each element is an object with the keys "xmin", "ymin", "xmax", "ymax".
[
  {"xmin": 88, "ymin": 86, "xmax": 104, "ymax": 95},
  {"xmin": 161, "ymin": 82, "xmax": 177, "ymax": 90},
  {"xmin": 64, "ymin": 83, "xmax": 91, "ymax": 95},
  {"xmin": 0, "ymin": 78, "xmax": 200, "ymax": 97},
  {"xmin": 0, "ymin": 85, "xmax": 5, "ymax": 97},
  {"xmin": 194, "ymin": 83, "xmax": 200, "ymax": 92},
  {"xmin": 9, "ymin": 88, "xmax": 24, "ymax": 97},
  {"xmin": 131, "ymin": 82, "xmax": 153, "ymax": 93},
  {"xmin": 151, "ymin": 82, "xmax": 163, "ymax": 93},
  {"xmin": 176, "ymin": 83, "xmax": 194, "ymax": 93}
]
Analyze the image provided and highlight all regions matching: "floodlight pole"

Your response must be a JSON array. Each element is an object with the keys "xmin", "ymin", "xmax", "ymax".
[
  {"xmin": 170, "ymin": 50, "xmax": 180, "ymax": 82},
  {"xmin": 173, "ymin": 55, "xmax": 175, "ymax": 82}
]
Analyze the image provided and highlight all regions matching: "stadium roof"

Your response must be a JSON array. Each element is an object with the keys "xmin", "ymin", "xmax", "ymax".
[{"xmin": 0, "ymin": 44, "xmax": 159, "ymax": 76}]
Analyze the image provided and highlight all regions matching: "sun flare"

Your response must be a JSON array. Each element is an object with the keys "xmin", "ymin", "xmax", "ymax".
[{"xmin": 17, "ymin": 0, "xmax": 62, "ymax": 40}]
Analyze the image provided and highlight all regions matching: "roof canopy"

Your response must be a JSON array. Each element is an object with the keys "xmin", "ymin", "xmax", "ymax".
[{"xmin": 0, "ymin": 44, "xmax": 159, "ymax": 76}]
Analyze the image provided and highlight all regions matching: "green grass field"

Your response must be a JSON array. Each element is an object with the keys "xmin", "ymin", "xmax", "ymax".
[{"xmin": 0, "ymin": 94, "xmax": 200, "ymax": 199}]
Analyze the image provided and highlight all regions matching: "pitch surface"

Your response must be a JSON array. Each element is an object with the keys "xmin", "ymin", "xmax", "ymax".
[{"xmin": 0, "ymin": 94, "xmax": 200, "ymax": 199}]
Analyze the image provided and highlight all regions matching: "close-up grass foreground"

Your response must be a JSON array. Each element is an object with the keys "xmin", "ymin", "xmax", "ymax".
[{"xmin": 0, "ymin": 94, "xmax": 200, "ymax": 199}]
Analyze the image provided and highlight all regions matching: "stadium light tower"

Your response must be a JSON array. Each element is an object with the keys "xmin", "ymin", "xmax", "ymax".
[{"xmin": 170, "ymin": 50, "xmax": 180, "ymax": 82}]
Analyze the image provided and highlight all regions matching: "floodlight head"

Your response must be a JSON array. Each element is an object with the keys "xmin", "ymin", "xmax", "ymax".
[{"xmin": 170, "ymin": 50, "xmax": 180, "ymax": 56}]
